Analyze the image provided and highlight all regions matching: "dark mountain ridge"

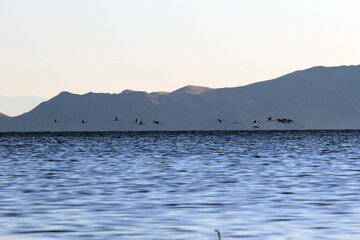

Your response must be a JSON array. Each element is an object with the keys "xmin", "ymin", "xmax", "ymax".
[
  {"xmin": 1, "ymin": 65, "xmax": 360, "ymax": 131},
  {"xmin": 0, "ymin": 113, "xmax": 8, "ymax": 118}
]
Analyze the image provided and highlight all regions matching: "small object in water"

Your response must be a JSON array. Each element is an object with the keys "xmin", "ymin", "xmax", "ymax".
[
  {"xmin": 232, "ymin": 121, "xmax": 241, "ymax": 124},
  {"xmin": 80, "ymin": 120, "xmax": 88, "ymax": 124},
  {"xmin": 216, "ymin": 118, "xmax": 224, "ymax": 123},
  {"xmin": 214, "ymin": 229, "xmax": 222, "ymax": 240},
  {"xmin": 52, "ymin": 118, "xmax": 60, "ymax": 123},
  {"xmin": 253, "ymin": 125, "xmax": 259, "ymax": 129}
]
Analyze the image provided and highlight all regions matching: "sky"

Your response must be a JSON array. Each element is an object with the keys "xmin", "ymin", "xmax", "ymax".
[{"xmin": 1, "ymin": 0, "xmax": 360, "ymax": 98}]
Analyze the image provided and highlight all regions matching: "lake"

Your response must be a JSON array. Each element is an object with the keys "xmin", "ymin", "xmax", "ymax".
[{"xmin": 1, "ymin": 131, "xmax": 360, "ymax": 239}]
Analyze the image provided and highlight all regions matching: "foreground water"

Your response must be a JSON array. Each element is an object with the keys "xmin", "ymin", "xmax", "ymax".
[{"xmin": 1, "ymin": 131, "xmax": 360, "ymax": 239}]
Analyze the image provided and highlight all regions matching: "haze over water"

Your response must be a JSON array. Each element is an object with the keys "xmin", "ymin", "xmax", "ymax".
[{"xmin": 1, "ymin": 131, "xmax": 360, "ymax": 239}]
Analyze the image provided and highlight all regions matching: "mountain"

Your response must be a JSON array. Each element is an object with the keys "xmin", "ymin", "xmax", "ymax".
[
  {"xmin": 0, "ymin": 113, "xmax": 8, "ymax": 118},
  {"xmin": 0, "ymin": 112, "xmax": 9, "ymax": 130},
  {"xmin": 0, "ymin": 96, "xmax": 46, "ymax": 117},
  {"xmin": 1, "ymin": 65, "xmax": 360, "ymax": 131}
]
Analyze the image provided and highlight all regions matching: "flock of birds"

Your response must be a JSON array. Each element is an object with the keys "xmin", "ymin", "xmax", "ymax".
[
  {"xmin": 52, "ymin": 116, "xmax": 294, "ymax": 129},
  {"xmin": 215, "ymin": 116, "xmax": 294, "ymax": 129},
  {"xmin": 52, "ymin": 117, "xmax": 163, "ymax": 126}
]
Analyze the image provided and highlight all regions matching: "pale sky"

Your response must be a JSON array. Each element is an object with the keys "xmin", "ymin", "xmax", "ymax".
[{"xmin": 1, "ymin": 0, "xmax": 360, "ymax": 98}]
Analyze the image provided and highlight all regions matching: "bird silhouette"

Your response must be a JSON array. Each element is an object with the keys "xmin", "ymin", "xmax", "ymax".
[
  {"xmin": 153, "ymin": 120, "xmax": 164, "ymax": 125},
  {"xmin": 267, "ymin": 117, "xmax": 272, "ymax": 121},
  {"xmin": 52, "ymin": 118, "xmax": 60, "ymax": 123},
  {"xmin": 253, "ymin": 125, "xmax": 260, "ymax": 129},
  {"xmin": 113, "ymin": 116, "xmax": 121, "ymax": 122},
  {"xmin": 216, "ymin": 118, "xmax": 224, "ymax": 123},
  {"xmin": 133, "ymin": 119, "xmax": 144, "ymax": 125},
  {"xmin": 214, "ymin": 229, "xmax": 222, "ymax": 240},
  {"xmin": 277, "ymin": 118, "xmax": 294, "ymax": 124},
  {"xmin": 80, "ymin": 120, "xmax": 88, "ymax": 124}
]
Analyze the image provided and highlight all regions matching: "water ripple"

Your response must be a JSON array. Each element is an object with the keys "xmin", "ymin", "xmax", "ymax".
[{"xmin": 0, "ymin": 130, "xmax": 360, "ymax": 239}]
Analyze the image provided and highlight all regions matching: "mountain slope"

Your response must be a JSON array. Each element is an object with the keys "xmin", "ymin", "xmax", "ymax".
[
  {"xmin": 197, "ymin": 65, "xmax": 360, "ymax": 129},
  {"xmin": 1, "ymin": 65, "xmax": 360, "ymax": 131},
  {"xmin": 0, "ymin": 113, "xmax": 8, "ymax": 118},
  {"xmin": 0, "ymin": 112, "xmax": 9, "ymax": 130}
]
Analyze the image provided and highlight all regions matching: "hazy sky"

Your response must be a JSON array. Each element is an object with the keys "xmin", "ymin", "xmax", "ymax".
[{"xmin": 1, "ymin": 0, "xmax": 360, "ymax": 98}]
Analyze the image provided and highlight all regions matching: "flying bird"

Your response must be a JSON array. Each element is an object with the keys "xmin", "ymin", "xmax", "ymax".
[
  {"xmin": 113, "ymin": 116, "xmax": 121, "ymax": 122},
  {"xmin": 153, "ymin": 120, "xmax": 164, "ymax": 124},
  {"xmin": 52, "ymin": 118, "xmax": 60, "ymax": 123},
  {"xmin": 134, "ymin": 119, "xmax": 144, "ymax": 125},
  {"xmin": 277, "ymin": 118, "xmax": 285, "ymax": 123},
  {"xmin": 277, "ymin": 118, "xmax": 294, "ymax": 124},
  {"xmin": 216, "ymin": 118, "xmax": 224, "ymax": 123}
]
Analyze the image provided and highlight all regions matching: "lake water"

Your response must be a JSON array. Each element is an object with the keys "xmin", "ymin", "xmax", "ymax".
[{"xmin": 1, "ymin": 131, "xmax": 360, "ymax": 240}]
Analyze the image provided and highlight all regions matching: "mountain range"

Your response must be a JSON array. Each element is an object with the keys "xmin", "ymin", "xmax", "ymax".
[{"xmin": 1, "ymin": 65, "xmax": 360, "ymax": 132}]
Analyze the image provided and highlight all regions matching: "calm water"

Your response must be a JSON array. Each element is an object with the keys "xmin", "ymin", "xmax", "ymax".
[{"xmin": 1, "ymin": 131, "xmax": 360, "ymax": 240}]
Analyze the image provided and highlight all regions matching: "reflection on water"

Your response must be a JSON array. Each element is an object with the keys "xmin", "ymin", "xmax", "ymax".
[{"xmin": 1, "ymin": 131, "xmax": 360, "ymax": 239}]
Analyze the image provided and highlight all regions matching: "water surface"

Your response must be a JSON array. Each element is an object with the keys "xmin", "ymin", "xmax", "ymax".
[{"xmin": 1, "ymin": 131, "xmax": 360, "ymax": 239}]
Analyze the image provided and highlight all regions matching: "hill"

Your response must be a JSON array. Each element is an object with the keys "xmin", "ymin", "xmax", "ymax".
[
  {"xmin": 0, "ymin": 113, "xmax": 9, "ymax": 130},
  {"xmin": 1, "ymin": 65, "xmax": 360, "ymax": 131}
]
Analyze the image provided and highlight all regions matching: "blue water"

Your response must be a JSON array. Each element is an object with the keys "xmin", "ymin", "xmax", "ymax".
[{"xmin": 1, "ymin": 131, "xmax": 360, "ymax": 239}]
